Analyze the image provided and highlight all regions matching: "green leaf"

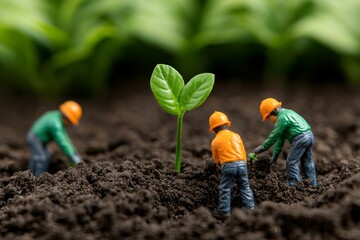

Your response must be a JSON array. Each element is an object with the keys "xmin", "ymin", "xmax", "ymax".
[
  {"xmin": 150, "ymin": 64, "xmax": 184, "ymax": 115},
  {"xmin": 180, "ymin": 73, "xmax": 214, "ymax": 111}
]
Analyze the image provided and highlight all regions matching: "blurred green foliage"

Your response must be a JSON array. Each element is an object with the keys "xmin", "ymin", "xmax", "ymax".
[{"xmin": 0, "ymin": 0, "xmax": 359, "ymax": 96}]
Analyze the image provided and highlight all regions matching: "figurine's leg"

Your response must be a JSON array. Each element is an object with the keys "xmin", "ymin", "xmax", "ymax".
[
  {"xmin": 300, "ymin": 133, "xmax": 317, "ymax": 187},
  {"xmin": 27, "ymin": 132, "xmax": 50, "ymax": 178},
  {"xmin": 237, "ymin": 161, "xmax": 254, "ymax": 209},
  {"xmin": 287, "ymin": 135, "xmax": 308, "ymax": 186},
  {"xmin": 218, "ymin": 163, "xmax": 236, "ymax": 213}
]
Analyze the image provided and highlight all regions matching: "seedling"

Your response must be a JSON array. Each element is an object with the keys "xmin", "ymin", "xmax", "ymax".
[
  {"xmin": 150, "ymin": 64, "xmax": 215, "ymax": 173},
  {"xmin": 248, "ymin": 153, "xmax": 257, "ymax": 171},
  {"xmin": 248, "ymin": 153, "xmax": 257, "ymax": 161}
]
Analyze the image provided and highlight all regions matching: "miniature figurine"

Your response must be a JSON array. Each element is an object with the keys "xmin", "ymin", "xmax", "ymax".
[
  {"xmin": 27, "ymin": 101, "xmax": 83, "ymax": 178},
  {"xmin": 254, "ymin": 98, "xmax": 317, "ymax": 187},
  {"xmin": 209, "ymin": 111, "xmax": 254, "ymax": 219}
]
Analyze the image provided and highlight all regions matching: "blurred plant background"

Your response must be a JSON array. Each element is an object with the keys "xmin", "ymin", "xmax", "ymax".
[{"xmin": 0, "ymin": 0, "xmax": 359, "ymax": 97}]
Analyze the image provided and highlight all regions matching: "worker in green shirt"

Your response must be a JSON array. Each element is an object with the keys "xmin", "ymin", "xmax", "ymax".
[
  {"xmin": 27, "ymin": 101, "xmax": 83, "ymax": 178},
  {"xmin": 254, "ymin": 98, "xmax": 317, "ymax": 187}
]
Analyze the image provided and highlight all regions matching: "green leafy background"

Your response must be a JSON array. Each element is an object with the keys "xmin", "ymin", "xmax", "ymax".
[
  {"xmin": 0, "ymin": 0, "xmax": 359, "ymax": 97},
  {"xmin": 180, "ymin": 73, "xmax": 215, "ymax": 112}
]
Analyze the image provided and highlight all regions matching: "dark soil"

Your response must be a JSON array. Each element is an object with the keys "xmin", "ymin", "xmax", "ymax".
[{"xmin": 0, "ymin": 84, "xmax": 360, "ymax": 239}]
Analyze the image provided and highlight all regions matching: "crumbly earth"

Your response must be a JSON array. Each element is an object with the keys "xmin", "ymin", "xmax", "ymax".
[{"xmin": 0, "ymin": 84, "xmax": 359, "ymax": 240}]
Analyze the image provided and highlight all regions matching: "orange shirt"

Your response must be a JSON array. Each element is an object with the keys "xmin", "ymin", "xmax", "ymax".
[{"xmin": 211, "ymin": 130, "xmax": 247, "ymax": 165}]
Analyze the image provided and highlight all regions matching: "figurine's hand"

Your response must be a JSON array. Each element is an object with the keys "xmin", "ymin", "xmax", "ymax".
[
  {"xmin": 269, "ymin": 153, "xmax": 279, "ymax": 165},
  {"xmin": 69, "ymin": 152, "xmax": 82, "ymax": 167},
  {"xmin": 254, "ymin": 145, "xmax": 265, "ymax": 154}
]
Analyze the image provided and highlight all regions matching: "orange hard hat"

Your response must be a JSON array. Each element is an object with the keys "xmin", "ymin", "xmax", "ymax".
[
  {"xmin": 209, "ymin": 111, "xmax": 231, "ymax": 133},
  {"xmin": 59, "ymin": 101, "xmax": 82, "ymax": 125},
  {"xmin": 260, "ymin": 98, "xmax": 282, "ymax": 122}
]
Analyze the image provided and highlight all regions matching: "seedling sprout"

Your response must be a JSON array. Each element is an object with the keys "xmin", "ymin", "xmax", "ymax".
[{"xmin": 150, "ymin": 64, "xmax": 215, "ymax": 173}]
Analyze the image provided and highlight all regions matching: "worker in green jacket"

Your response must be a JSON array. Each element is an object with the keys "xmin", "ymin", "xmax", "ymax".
[
  {"xmin": 254, "ymin": 98, "xmax": 317, "ymax": 187},
  {"xmin": 27, "ymin": 101, "xmax": 83, "ymax": 178}
]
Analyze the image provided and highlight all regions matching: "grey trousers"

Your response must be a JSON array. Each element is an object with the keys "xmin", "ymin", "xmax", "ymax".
[
  {"xmin": 27, "ymin": 132, "xmax": 50, "ymax": 178},
  {"xmin": 287, "ymin": 131, "xmax": 317, "ymax": 187},
  {"xmin": 218, "ymin": 161, "xmax": 255, "ymax": 213}
]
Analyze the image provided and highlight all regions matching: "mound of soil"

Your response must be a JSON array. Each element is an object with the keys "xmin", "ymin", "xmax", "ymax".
[{"xmin": 0, "ymin": 84, "xmax": 359, "ymax": 239}]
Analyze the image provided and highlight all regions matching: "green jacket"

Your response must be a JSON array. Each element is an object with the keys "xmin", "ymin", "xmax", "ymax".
[
  {"xmin": 262, "ymin": 108, "xmax": 311, "ymax": 154},
  {"xmin": 31, "ymin": 110, "xmax": 76, "ymax": 157}
]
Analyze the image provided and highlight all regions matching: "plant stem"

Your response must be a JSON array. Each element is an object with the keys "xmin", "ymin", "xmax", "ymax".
[{"xmin": 175, "ymin": 112, "xmax": 184, "ymax": 174}]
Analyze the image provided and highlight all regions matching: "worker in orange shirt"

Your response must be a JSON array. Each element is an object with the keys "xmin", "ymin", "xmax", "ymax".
[{"xmin": 209, "ymin": 111, "xmax": 254, "ymax": 219}]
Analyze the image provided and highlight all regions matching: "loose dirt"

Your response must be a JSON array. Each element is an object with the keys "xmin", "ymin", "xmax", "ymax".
[{"xmin": 0, "ymin": 84, "xmax": 359, "ymax": 239}]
